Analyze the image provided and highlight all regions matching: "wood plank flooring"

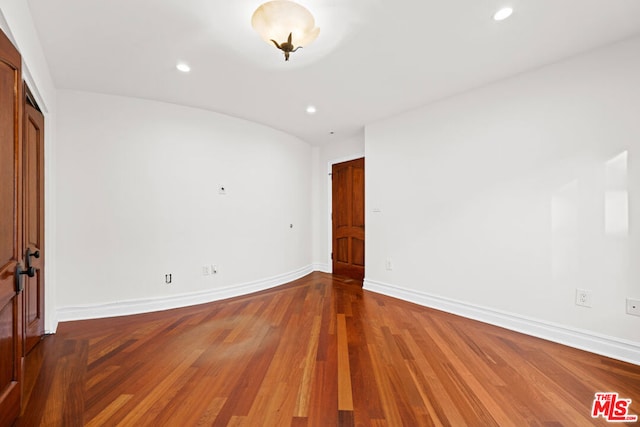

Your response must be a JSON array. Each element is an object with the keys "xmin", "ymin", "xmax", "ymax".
[{"xmin": 15, "ymin": 273, "xmax": 640, "ymax": 426}]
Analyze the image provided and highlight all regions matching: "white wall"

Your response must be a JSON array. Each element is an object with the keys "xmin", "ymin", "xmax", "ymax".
[
  {"xmin": 1, "ymin": 1, "xmax": 58, "ymax": 332},
  {"xmin": 311, "ymin": 133, "xmax": 365, "ymax": 271},
  {"xmin": 365, "ymin": 36, "xmax": 640, "ymax": 362},
  {"xmin": 56, "ymin": 91, "xmax": 312, "ymax": 316}
]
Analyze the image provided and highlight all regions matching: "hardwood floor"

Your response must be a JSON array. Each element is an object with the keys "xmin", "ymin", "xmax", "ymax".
[{"xmin": 15, "ymin": 273, "xmax": 640, "ymax": 426}]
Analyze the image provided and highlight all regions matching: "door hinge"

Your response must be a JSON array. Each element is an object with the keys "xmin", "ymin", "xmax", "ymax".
[{"xmin": 331, "ymin": 252, "xmax": 333, "ymax": 260}]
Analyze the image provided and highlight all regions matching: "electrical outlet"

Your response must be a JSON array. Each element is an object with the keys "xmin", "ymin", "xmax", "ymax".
[
  {"xmin": 165, "ymin": 273, "xmax": 172, "ymax": 284},
  {"xmin": 218, "ymin": 185, "xmax": 227, "ymax": 195},
  {"xmin": 385, "ymin": 258, "xmax": 393, "ymax": 271},
  {"xmin": 575, "ymin": 289, "xmax": 592, "ymax": 307},
  {"xmin": 211, "ymin": 264, "xmax": 218, "ymax": 274},
  {"xmin": 202, "ymin": 266, "xmax": 210, "ymax": 276},
  {"xmin": 627, "ymin": 298, "xmax": 640, "ymax": 316}
]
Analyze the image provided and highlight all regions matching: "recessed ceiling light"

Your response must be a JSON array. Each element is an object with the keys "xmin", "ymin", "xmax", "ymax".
[
  {"xmin": 493, "ymin": 7, "xmax": 513, "ymax": 21},
  {"xmin": 306, "ymin": 105, "xmax": 317, "ymax": 114},
  {"xmin": 176, "ymin": 62, "xmax": 191, "ymax": 72}
]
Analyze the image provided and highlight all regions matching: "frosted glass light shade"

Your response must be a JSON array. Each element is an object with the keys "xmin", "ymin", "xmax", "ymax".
[{"xmin": 251, "ymin": 1, "xmax": 320, "ymax": 48}]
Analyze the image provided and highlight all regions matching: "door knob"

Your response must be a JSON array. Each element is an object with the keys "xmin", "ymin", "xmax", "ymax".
[
  {"xmin": 15, "ymin": 263, "xmax": 35, "ymax": 293},
  {"xmin": 27, "ymin": 248, "xmax": 40, "ymax": 259}
]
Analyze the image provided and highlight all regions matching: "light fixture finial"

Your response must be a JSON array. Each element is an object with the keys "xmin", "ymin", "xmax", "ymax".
[{"xmin": 270, "ymin": 32, "xmax": 302, "ymax": 61}]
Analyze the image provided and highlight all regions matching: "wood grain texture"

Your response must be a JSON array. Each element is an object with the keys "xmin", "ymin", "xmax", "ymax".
[
  {"xmin": 16, "ymin": 272, "xmax": 640, "ymax": 426},
  {"xmin": 0, "ymin": 25, "xmax": 24, "ymax": 427},
  {"xmin": 23, "ymin": 98, "xmax": 46, "ymax": 356},
  {"xmin": 332, "ymin": 158, "xmax": 365, "ymax": 281}
]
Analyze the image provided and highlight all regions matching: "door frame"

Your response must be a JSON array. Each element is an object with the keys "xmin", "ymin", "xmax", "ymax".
[{"xmin": 326, "ymin": 153, "xmax": 365, "ymax": 274}]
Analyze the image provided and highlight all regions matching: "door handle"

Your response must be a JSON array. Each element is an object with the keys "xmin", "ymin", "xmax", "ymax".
[
  {"xmin": 15, "ymin": 263, "xmax": 35, "ymax": 293},
  {"xmin": 26, "ymin": 248, "xmax": 40, "ymax": 269}
]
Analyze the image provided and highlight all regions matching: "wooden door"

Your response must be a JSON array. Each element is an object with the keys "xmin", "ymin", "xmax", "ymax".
[
  {"xmin": 23, "ymin": 94, "xmax": 45, "ymax": 355},
  {"xmin": 0, "ymin": 28, "xmax": 24, "ymax": 426},
  {"xmin": 332, "ymin": 158, "xmax": 365, "ymax": 281}
]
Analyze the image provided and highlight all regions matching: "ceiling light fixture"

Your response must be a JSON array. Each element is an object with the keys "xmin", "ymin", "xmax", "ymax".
[
  {"xmin": 306, "ymin": 105, "xmax": 317, "ymax": 114},
  {"xmin": 493, "ymin": 7, "xmax": 513, "ymax": 21},
  {"xmin": 176, "ymin": 62, "xmax": 191, "ymax": 72},
  {"xmin": 251, "ymin": 0, "xmax": 320, "ymax": 61}
]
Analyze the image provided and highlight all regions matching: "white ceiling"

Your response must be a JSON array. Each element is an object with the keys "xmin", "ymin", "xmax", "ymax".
[{"xmin": 26, "ymin": 0, "xmax": 640, "ymax": 145}]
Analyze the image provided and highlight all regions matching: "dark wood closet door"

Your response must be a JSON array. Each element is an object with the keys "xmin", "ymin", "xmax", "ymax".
[
  {"xmin": 0, "ymin": 27, "xmax": 24, "ymax": 427},
  {"xmin": 23, "ymin": 101, "xmax": 45, "ymax": 355},
  {"xmin": 332, "ymin": 158, "xmax": 365, "ymax": 281}
]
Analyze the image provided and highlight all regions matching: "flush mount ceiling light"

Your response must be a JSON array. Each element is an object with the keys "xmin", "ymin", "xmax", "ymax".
[
  {"xmin": 306, "ymin": 105, "xmax": 317, "ymax": 114},
  {"xmin": 251, "ymin": 0, "xmax": 320, "ymax": 61},
  {"xmin": 493, "ymin": 7, "xmax": 513, "ymax": 21}
]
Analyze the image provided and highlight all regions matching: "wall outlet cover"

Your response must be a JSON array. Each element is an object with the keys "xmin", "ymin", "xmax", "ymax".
[
  {"xmin": 575, "ymin": 289, "xmax": 592, "ymax": 307},
  {"xmin": 626, "ymin": 298, "xmax": 640, "ymax": 316}
]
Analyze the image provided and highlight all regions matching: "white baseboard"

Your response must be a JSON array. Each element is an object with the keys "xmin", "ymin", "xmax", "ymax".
[
  {"xmin": 312, "ymin": 263, "xmax": 331, "ymax": 273},
  {"xmin": 363, "ymin": 278, "xmax": 640, "ymax": 366},
  {"xmin": 57, "ymin": 265, "xmax": 313, "ymax": 323}
]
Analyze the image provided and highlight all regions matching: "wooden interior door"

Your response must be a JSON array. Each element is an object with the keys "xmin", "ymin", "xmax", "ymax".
[
  {"xmin": 0, "ymin": 27, "xmax": 24, "ymax": 426},
  {"xmin": 23, "ymin": 93, "xmax": 45, "ymax": 355},
  {"xmin": 332, "ymin": 158, "xmax": 365, "ymax": 281}
]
